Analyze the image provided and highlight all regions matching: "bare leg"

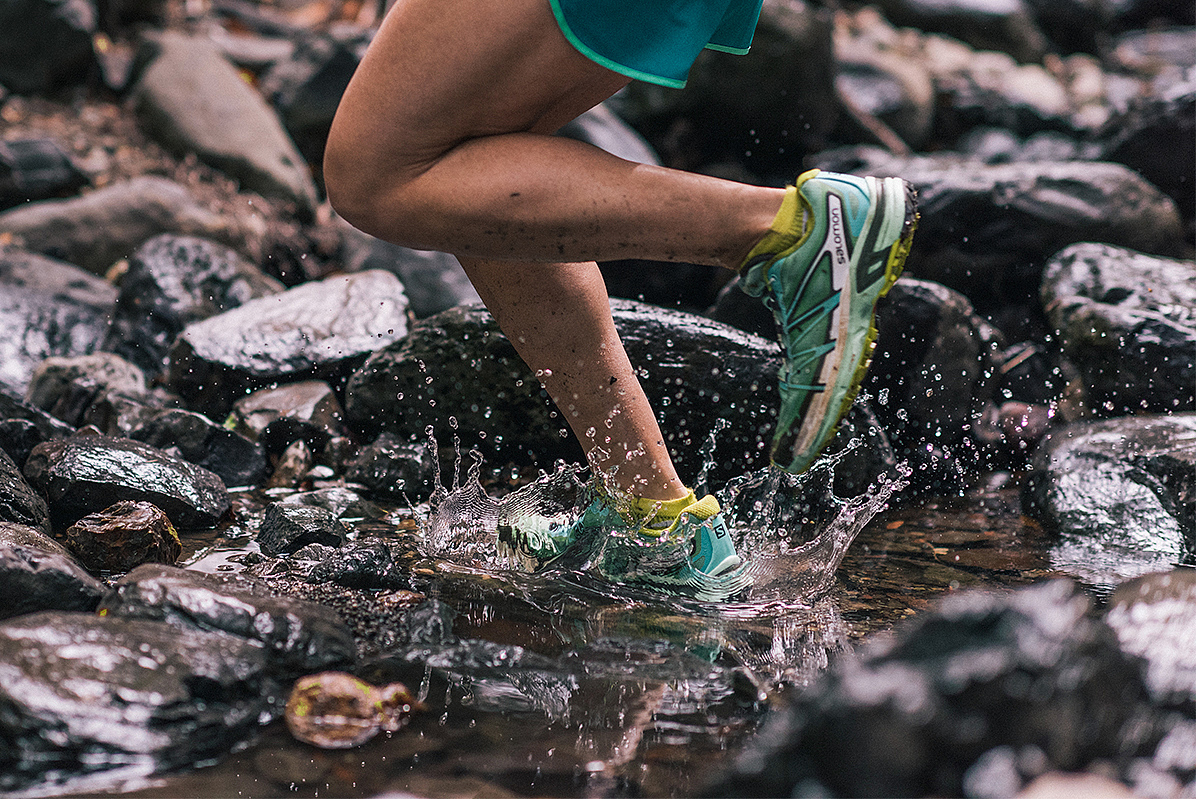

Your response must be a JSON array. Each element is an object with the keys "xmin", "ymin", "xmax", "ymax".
[
  {"xmin": 325, "ymin": 0, "xmax": 784, "ymax": 500},
  {"xmin": 461, "ymin": 256, "xmax": 685, "ymax": 499}
]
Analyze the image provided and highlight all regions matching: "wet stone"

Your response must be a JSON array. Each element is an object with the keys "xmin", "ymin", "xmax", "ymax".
[
  {"xmin": 0, "ymin": 539, "xmax": 105, "ymax": 621},
  {"xmin": 281, "ymin": 486, "xmax": 386, "ymax": 522},
  {"xmin": 0, "ymin": 386, "xmax": 76, "ymax": 445},
  {"xmin": 266, "ymin": 438, "xmax": 314, "ymax": 490},
  {"xmin": 306, "ymin": 540, "xmax": 409, "ymax": 591},
  {"xmin": 0, "ymin": 138, "xmax": 89, "ymax": 210},
  {"xmin": 0, "ymin": 0, "xmax": 96, "ymax": 95},
  {"xmin": 24, "ymin": 352, "xmax": 148, "ymax": 427},
  {"xmin": 63, "ymin": 500, "xmax": 180, "ymax": 573},
  {"xmin": 0, "ymin": 418, "xmax": 43, "ymax": 469},
  {"xmin": 0, "ymin": 611, "xmax": 278, "ymax": 794},
  {"xmin": 0, "ymin": 248, "xmax": 118, "ymax": 396},
  {"xmin": 103, "ymin": 233, "xmax": 284, "ymax": 376},
  {"xmin": 22, "ymin": 433, "xmax": 231, "ymax": 531},
  {"xmin": 258, "ymin": 502, "xmax": 348, "ymax": 556},
  {"xmin": 131, "ymin": 408, "xmax": 269, "ymax": 489},
  {"xmin": 1105, "ymin": 568, "xmax": 1196, "ymax": 707},
  {"xmin": 710, "ymin": 579, "xmax": 1152, "ymax": 799},
  {"xmin": 1041, "ymin": 243, "xmax": 1196, "ymax": 416},
  {"xmin": 344, "ymin": 432, "xmax": 438, "ymax": 502},
  {"xmin": 345, "ymin": 299, "xmax": 782, "ymax": 485},
  {"xmin": 229, "ymin": 379, "xmax": 348, "ymax": 456},
  {"xmin": 0, "ymin": 446, "xmax": 50, "ymax": 535},
  {"xmin": 99, "ymin": 564, "xmax": 356, "ymax": 680},
  {"xmin": 1023, "ymin": 413, "xmax": 1196, "ymax": 586},
  {"xmin": 166, "ymin": 270, "xmax": 409, "ymax": 419}
]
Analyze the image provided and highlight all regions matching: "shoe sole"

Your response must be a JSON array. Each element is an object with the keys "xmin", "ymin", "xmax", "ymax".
[{"xmin": 775, "ymin": 177, "xmax": 919, "ymax": 473}]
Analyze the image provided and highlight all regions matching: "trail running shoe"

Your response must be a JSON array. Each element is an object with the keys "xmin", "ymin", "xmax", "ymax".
[
  {"xmin": 740, "ymin": 169, "xmax": 918, "ymax": 474},
  {"xmin": 499, "ymin": 489, "xmax": 751, "ymax": 602}
]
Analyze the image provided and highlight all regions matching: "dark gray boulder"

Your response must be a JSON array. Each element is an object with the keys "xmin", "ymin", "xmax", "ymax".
[
  {"xmin": 166, "ymin": 270, "xmax": 409, "ymax": 418},
  {"xmin": 708, "ymin": 579, "xmax": 1151, "ymax": 798},
  {"xmin": 0, "ymin": 175, "xmax": 246, "ymax": 275},
  {"xmin": 258, "ymin": 502, "xmax": 348, "ymax": 556},
  {"xmin": 1041, "ymin": 243, "xmax": 1195, "ymax": 416},
  {"xmin": 130, "ymin": 408, "xmax": 270, "ymax": 489},
  {"xmin": 1105, "ymin": 568, "xmax": 1196, "ymax": 707},
  {"xmin": 23, "ymin": 433, "xmax": 231, "ymax": 531},
  {"xmin": 0, "ymin": 611, "xmax": 277, "ymax": 793},
  {"xmin": 23, "ymin": 353, "xmax": 149, "ymax": 427},
  {"xmin": 1023, "ymin": 414, "xmax": 1196, "ymax": 586},
  {"xmin": 0, "ymin": 447, "xmax": 51, "ymax": 535},
  {"xmin": 345, "ymin": 300, "xmax": 783, "ymax": 486},
  {"xmin": 0, "ymin": 540, "xmax": 105, "ymax": 621},
  {"xmin": 99, "ymin": 564, "xmax": 356, "ymax": 679},
  {"xmin": 872, "ymin": 0, "xmax": 1050, "ymax": 63},
  {"xmin": 104, "ymin": 234, "xmax": 284, "ymax": 376},
  {"xmin": 0, "ymin": 0, "xmax": 96, "ymax": 95},
  {"xmin": 0, "ymin": 387, "xmax": 76, "ymax": 447},
  {"xmin": 228, "ymin": 379, "xmax": 349, "ymax": 457},
  {"xmin": 0, "ymin": 248, "xmax": 118, "ymax": 396},
  {"xmin": 344, "ymin": 432, "xmax": 439, "ymax": 502},
  {"xmin": 811, "ymin": 151, "xmax": 1187, "ymax": 316}
]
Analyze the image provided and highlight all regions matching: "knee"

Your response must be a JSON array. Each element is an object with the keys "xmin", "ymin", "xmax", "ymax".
[{"xmin": 323, "ymin": 133, "xmax": 392, "ymax": 239}]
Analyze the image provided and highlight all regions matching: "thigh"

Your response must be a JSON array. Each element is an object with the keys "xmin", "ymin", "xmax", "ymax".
[{"xmin": 330, "ymin": 0, "xmax": 630, "ymax": 180}]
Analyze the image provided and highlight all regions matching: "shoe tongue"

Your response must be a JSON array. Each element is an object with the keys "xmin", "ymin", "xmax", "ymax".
[{"xmin": 682, "ymin": 494, "xmax": 721, "ymax": 521}]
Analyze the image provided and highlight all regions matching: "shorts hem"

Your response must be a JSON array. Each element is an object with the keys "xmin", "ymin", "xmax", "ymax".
[{"xmin": 548, "ymin": 0, "xmax": 689, "ymax": 88}]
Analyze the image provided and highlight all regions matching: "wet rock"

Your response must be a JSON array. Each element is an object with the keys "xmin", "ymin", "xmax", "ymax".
[
  {"xmin": 63, "ymin": 499, "xmax": 180, "ymax": 572},
  {"xmin": 0, "ymin": 386, "xmax": 76, "ymax": 445},
  {"xmin": 228, "ymin": 380, "xmax": 348, "ymax": 457},
  {"xmin": 130, "ymin": 408, "xmax": 269, "ymax": 488},
  {"xmin": 258, "ymin": 502, "xmax": 348, "ymax": 556},
  {"xmin": 0, "ymin": 611, "xmax": 278, "ymax": 793},
  {"xmin": 307, "ymin": 540, "xmax": 408, "ymax": 591},
  {"xmin": 1023, "ymin": 414, "xmax": 1196, "ymax": 586},
  {"xmin": 1041, "ymin": 243, "xmax": 1195, "ymax": 416},
  {"xmin": 344, "ymin": 432, "xmax": 438, "ymax": 502},
  {"xmin": 864, "ymin": 278, "xmax": 1003, "ymax": 490},
  {"xmin": 873, "ymin": 0, "xmax": 1050, "ymax": 64},
  {"xmin": 0, "ymin": 538, "xmax": 105, "ymax": 620},
  {"xmin": 1105, "ymin": 568, "xmax": 1196, "ymax": 706},
  {"xmin": 1099, "ymin": 81, "xmax": 1195, "ymax": 234},
  {"xmin": 265, "ymin": 438, "xmax": 314, "ymax": 490},
  {"xmin": 0, "ymin": 0, "xmax": 96, "ymax": 95},
  {"xmin": 1022, "ymin": 0, "xmax": 1112, "ymax": 54},
  {"xmin": 285, "ymin": 672, "xmax": 419, "ymax": 749},
  {"xmin": 133, "ymin": 30, "xmax": 319, "ymax": 214},
  {"xmin": 281, "ymin": 486, "xmax": 385, "ymax": 521},
  {"xmin": 24, "ymin": 353, "xmax": 148, "ymax": 426},
  {"xmin": 0, "ymin": 446, "xmax": 51, "ymax": 535},
  {"xmin": 78, "ymin": 385, "xmax": 178, "ymax": 438},
  {"xmin": 0, "ymin": 419, "xmax": 42, "ymax": 469},
  {"xmin": 104, "ymin": 234, "xmax": 284, "ymax": 376},
  {"xmin": 166, "ymin": 270, "xmax": 409, "ymax": 418},
  {"xmin": 614, "ymin": 0, "xmax": 837, "ymax": 179},
  {"xmin": 0, "ymin": 175, "xmax": 245, "ymax": 275},
  {"xmin": 345, "ymin": 300, "xmax": 782, "ymax": 486},
  {"xmin": 0, "ymin": 520, "xmax": 69, "ymax": 557},
  {"xmin": 339, "ymin": 227, "xmax": 482, "ymax": 319},
  {"xmin": 0, "ymin": 247, "xmax": 118, "ymax": 396},
  {"xmin": 814, "ymin": 151, "xmax": 1188, "ymax": 315},
  {"xmin": 100, "ymin": 564, "xmax": 356, "ymax": 678},
  {"xmin": 710, "ymin": 580, "xmax": 1151, "ymax": 798},
  {"xmin": 0, "ymin": 138, "xmax": 89, "ymax": 210},
  {"xmin": 258, "ymin": 28, "xmax": 371, "ymax": 168},
  {"xmin": 23, "ymin": 433, "xmax": 231, "ymax": 531}
]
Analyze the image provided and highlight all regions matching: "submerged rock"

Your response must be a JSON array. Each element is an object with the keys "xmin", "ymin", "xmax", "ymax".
[
  {"xmin": 345, "ymin": 300, "xmax": 782, "ymax": 486},
  {"xmin": 23, "ymin": 433, "xmax": 231, "ymax": 531},
  {"xmin": 0, "ymin": 248, "xmax": 118, "ymax": 396},
  {"xmin": 166, "ymin": 270, "xmax": 409, "ymax": 418},
  {"xmin": 0, "ymin": 539, "xmax": 105, "ymax": 621},
  {"xmin": 284, "ymin": 672, "xmax": 419, "ymax": 750},
  {"xmin": 133, "ymin": 30, "xmax": 319, "ymax": 214},
  {"xmin": 1041, "ymin": 243, "xmax": 1195, "ymax": 416},
  {"xmin": 100, "ymin": 564, "xmax": 356, "ymax": 679},
  {"xmin": 63, "ymin": 500, "xmax": 180, "ymax": 573},
  {"xmin": 1023, "ymin": 414, "xmax": 1196, "ymax": 586},
  {"xmin": 709, "ymin": 579, "xmax": 1151, "ymax": 798},
  {"xmin": 104, "ymin": 234, "xmax": 284, "ymax": 376},
  {"xmin": 0, "ymin": 611, "xmax": 278, "ymax": 793},
  {"xmin": 0, "ymin": 175, "xmax": 246, "ymax": 275}
]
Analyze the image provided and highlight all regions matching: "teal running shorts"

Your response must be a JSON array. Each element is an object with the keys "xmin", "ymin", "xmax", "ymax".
[{"xmin": 550, "ymin": 0, "xmax": 765, "ymax": 88}]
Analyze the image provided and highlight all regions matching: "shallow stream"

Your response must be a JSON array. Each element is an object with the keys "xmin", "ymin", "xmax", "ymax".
[{"xmin": 94, "ymin": 453, "xmax": 1070, "ymax": 799}]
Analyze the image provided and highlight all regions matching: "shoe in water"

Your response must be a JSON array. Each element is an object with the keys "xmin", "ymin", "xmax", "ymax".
[{"xmin": 740, "ymin": 169, "xmax": 918, "ymax": 474}]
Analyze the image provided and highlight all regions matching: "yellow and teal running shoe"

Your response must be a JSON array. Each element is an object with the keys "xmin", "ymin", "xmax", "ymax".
[
  {"xmin": 740, "ymin": 169, "xmax": 918, "ymax": 474},
  {"xmin": 498, "ymin": 489, "xmax": 750, "ymax": 602}
]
